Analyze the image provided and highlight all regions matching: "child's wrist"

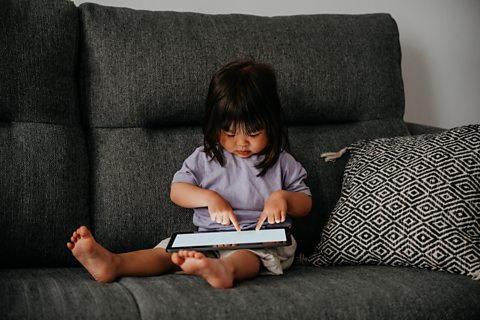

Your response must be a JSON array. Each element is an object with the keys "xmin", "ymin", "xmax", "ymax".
[{"xmin": 205, "ymin": 189, "xmax": 222, "ymax": 205}]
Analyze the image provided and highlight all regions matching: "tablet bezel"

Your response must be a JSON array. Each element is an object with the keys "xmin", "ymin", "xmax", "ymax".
[{"xmin": 165, "ymin": 227, "xmax": 291, "ymax": 252}]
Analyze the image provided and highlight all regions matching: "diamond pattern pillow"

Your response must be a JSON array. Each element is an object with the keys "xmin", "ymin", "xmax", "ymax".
[{"xmin": 307, "ymin": 125, "xmax": 480, "ymax": 279}]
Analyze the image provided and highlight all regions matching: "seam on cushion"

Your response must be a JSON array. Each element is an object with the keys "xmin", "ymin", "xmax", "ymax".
[
  {"xmin": 82, "ymin": 117, "xmax": 407, "ymax": 130},
  {"xmin": 0, "ymin": 120, "xmax": 84, "ymax": 128},
  {"xmin": 118, "ymin": 281, "xmax": 143, "ymax": 320}
]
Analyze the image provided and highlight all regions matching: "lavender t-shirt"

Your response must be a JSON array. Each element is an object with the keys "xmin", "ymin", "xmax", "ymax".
[{"xmin": 172, "ymin": 147, "xmax": 311, "ymax": 231}]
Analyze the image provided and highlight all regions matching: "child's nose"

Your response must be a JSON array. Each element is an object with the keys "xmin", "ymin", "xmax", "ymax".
[{"xmin": 235, "ymin": 135, "xmax": 249, "ymax": 146}]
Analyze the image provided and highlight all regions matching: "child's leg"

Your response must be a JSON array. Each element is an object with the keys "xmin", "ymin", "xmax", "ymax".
[
  {"xmin": 67, "ymin": 226, "xmax": 175, "ymax": 283},
  {"xmin": 171, "ymin": 249, "xmax": 261, "ymax": 289}
]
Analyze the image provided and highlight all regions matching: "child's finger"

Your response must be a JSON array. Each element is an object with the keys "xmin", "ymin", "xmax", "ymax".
[
  {"xmin": 224, "ymin": 216, "xmax": 231, "ymax": 225},
  {"xmin": 229, "ymin": 213, "xmax": 241, "ymax": 232},
  {"xmin": 256, "ymin": 212, "xmax": 267, "ymax": 230},
  {"xmin": 267, "ymin": 212, "xmax": 275, "ymax": 224},
  {"xmin": 274, "ymin": 209, "xmax": 287, "ymax": 223}
]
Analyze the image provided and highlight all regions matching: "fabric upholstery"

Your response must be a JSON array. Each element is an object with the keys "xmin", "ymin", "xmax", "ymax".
[
  {"xmin": 90, "ymin": 127, "xmax": 201, "ymax": 253},
  {"xmin": 79, "ymin": 4, "xmax": 404, "ymax": 127},
  {"xmin": 119, "ymin": 265, "xmax": 480, "ymax": 320},
  {"xmin": 0, "ymin": 0, "xmax": 80, "ymax": 125},
  {"xmin": 0, "ymin": 0, "xmax": 89, "ymax": 267},
  {"xmin": 0, "ymin": 268, "xmax": 139, "ymax": 319},
  {"xmin": 1, "ymin": 266, "xmax": 479, "ymax": 320},
  {"xmin": 406, "ymin": 122, "xmax": 445, "ymax": 135},
  {"xmin": 0, "ymin": 123, "xmax": 89, "ymax": 267},
  {"xmin": 308, "ymin": 125, "xmax": 480, "ymax": 279}
]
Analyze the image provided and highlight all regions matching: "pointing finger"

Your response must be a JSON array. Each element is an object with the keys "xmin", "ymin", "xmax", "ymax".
[
  {"xmin": 256, "ymin": 212, "xmax": 267, "ymax": 231},
  {"xmin": 230, "ymin": 213, "xmax": 241, "ymax": 232}
]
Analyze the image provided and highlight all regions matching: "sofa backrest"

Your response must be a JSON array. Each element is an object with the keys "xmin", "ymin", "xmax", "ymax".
[
  {"xmin": 0, "ymin": 0, "xmax": 89, "ymax": 267},
  {"xmin": 78, "ymin": 4, "xmax": 410, "ymax": 255}
]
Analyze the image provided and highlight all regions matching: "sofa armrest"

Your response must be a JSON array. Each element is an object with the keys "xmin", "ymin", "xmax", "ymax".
[{"xmin": 406, "ymin": 122, "xmax": 445, "ymax": 135}]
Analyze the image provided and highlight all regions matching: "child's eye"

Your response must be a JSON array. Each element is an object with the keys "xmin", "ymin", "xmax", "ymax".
[
  {"xmin": 224, "ymin": 131, "xmax": 235, "ymax": 137},
  {"xmin": 248, "ymin": 131, "xmax": 263, "ymax": 137}
]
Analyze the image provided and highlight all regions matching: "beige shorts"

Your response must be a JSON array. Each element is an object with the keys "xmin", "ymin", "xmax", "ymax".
[{"xmin": 155, "ymin": 235, "xmax": 297, "ymax": 275}]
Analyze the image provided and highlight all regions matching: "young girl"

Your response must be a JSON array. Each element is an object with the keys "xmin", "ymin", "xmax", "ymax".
[{"xmin": 67, "ymin": 59, "xmax": 312, "ymax": 289}]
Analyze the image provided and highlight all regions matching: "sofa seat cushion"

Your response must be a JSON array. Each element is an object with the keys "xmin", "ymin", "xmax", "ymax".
[
  {"xmin": 2, "ymin": 266, "xmax": 478, "ymax": 319},
  {"xmin": 119, "ymin": 265, "xmax": 480, "ymax": 320},
  {"xmin": 0, "ymin": 268, "xmax": 140, "ymax": 320}
]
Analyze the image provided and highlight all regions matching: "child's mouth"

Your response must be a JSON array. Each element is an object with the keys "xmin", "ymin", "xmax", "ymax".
[{"xmin": 236, "ymin": 150, "xmax": 251, "ymax": 157}]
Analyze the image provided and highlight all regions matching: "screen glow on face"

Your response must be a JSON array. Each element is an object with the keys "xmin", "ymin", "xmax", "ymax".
[{"xmin": 171, "ymin": 229, "xmax": 286, "ymax": 248}]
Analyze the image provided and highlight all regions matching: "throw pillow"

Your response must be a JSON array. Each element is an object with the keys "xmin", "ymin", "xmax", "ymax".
[{"xmin": 307, "ymin": 125, "xmax": 480, "ymax": 279}]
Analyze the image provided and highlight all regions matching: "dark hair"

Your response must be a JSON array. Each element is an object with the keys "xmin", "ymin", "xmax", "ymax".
[{"xmin": 203, "ymin": 58, "xmax": 288, "ymax": 176}]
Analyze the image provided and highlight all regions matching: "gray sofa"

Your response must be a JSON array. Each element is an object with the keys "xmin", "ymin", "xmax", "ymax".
[{"xmin": 1, "ymin": 0, "xmax": 479, "ymax": 319}]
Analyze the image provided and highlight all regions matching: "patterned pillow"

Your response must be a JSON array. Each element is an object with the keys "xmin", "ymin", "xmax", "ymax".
[{"xmin": 307, "ymin": 125, "xmax": 480, "ymax": 279}]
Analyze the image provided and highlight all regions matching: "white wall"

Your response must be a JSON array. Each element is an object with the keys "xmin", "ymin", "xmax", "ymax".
[{"xmin": 73, "ymin": 0, "xmax": 480, "ymax": 129}]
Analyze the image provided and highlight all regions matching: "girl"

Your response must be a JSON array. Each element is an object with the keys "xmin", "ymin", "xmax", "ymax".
[{"xmin": 67, "ymin": 59, "xmax": 312, "ymax": 289}]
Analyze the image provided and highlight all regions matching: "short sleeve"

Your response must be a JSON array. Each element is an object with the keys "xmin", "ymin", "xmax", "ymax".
[
  {"xmin": 281, "ymin": 152, "xmax": 312, "ymax": 196},
  {"xmin": 172, "ymin": 147, "xmax": 205, "ymax": 186}
]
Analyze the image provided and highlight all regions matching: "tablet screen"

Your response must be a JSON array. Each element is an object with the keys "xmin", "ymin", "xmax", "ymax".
[{"xmin": 166, "ymin": 228, "xmax": 290, "ymax": 252}]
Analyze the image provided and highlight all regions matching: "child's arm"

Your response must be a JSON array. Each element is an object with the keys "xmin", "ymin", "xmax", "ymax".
[
  {"xmin": 256, "ymin": 190, "xmax": 312, "ymax": 230},
  {"xmin": 170, "ymin": 182, "xmax": 241, "ymax": 231}
]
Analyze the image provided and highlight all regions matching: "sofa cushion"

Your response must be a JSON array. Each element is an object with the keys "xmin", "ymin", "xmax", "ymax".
[
  {"xmin": 2, "ymin": 266, "xmax": 479, "ymax": 319},
  {"xmin": 89, "ymin": 127, "xmax": 201, "ymax": 253},
  {"xmin": 79, "ymin": 5, "xmax": 404, "ymax": 127},
  {"xmin": 0, "ymin": 0, "xmax": 80, "ymax": 125},
  {"xmin": 118, "ymin": 265, "xmax": 480, "ymax": 320},
  {"xmin": 0, "ymin": 124, "xmax": 89, "ymax": 267},
  {"xmin": 0, "ymin": 0, "xmax": 89, "ymax": 267},
  {"xmin": 307, "ymin": 125, "xmax": 480, "ymax": 279},
  {"xmin": 0, "ymin": 268, "xmax": 140, "ymax": 319}
]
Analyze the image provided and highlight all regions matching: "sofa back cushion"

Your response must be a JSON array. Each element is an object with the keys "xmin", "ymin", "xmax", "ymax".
[
  {"xmin": 79, "ymin": 4, "xmax": 409, "ymax": 254},
  {"xmin": 80, "ymin": 7, "xmax": 404, "ymax": 127},
  {"xmin": 0, "ymin": 0, "xmax": 89, "ymax": 267}
]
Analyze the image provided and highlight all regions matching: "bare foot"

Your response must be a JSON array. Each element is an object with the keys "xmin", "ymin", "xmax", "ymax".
[
  {"xmin": 67, "ymin": 226, "xmax": 118, "ymax": 283},
  {"xmin": 171, "ymin": 250, "xmax": 234, "ymax": 288}
]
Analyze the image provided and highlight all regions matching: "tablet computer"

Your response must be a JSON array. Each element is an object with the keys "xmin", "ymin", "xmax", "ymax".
[{"xmin": 165, "ymin": 227, "xmax": 291, "ymax": 252}]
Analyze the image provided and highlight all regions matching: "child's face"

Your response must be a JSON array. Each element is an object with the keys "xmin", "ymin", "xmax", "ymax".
[{"xmin": 219, "ymin": 127, "xmax": 268, "ymax": 158}]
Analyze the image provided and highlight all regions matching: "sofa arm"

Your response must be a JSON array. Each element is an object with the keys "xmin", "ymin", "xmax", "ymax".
[{"xmin": 406, "ymin": 122, "xmax": 445, "ymax": 135}]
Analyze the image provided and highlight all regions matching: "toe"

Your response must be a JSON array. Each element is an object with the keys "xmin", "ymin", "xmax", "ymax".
[
  {"xmin": 171, "ymin": 252, "xmax": 184, "ymax": 265},
  {"xmin": 77, "ymin": 226, "xmax": 91, "ymax": 238},
  {"xmin": 194, "ymin": 251, "xmax": 205, "ymax": 259}
]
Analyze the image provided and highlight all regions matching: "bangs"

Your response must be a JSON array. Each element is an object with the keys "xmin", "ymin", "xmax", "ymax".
[
  {"xmin": 219, "ymin": 104, "xmax": 267, "ymax": 134},
  {"xmin": 217, "ymin": 79, "xmax": 269, "ymax": 135}
]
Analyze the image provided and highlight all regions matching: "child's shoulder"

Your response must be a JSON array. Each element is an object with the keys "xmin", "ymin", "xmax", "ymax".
[
  {"xmin": 277, "ymin": 150, "xmax": 305, "ymax": 168},
  {"xmin": 186, "ymin": 146, "xmax": 206, "ymax": 159},
  {"xmin": 185, "ymin": 146, "xmax": 215, "ymax": 163},
  {"xmin": 278, "ymin": 150, "xmax": 297, "ymax": 162}
]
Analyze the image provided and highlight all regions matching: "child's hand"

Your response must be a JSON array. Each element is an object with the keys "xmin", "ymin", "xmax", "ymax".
[
  {"xmin": 207, "ymin": 192, "xmax": 241, "ymax": 231},
  {"xmin": 256, "ymin": 190, "xmax": 288, "ymax": 230}
]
